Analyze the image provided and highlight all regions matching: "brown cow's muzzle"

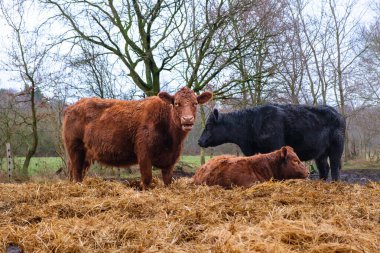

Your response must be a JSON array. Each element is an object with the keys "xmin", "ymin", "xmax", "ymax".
[{"xmin": 181, "ymin": 115, "xmax": 195, "ymax": 131}]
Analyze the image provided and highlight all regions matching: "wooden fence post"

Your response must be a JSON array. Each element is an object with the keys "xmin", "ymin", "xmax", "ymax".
[{"xmin": 6, "ymin": 143, "xmax": 13, "ymax": 182}]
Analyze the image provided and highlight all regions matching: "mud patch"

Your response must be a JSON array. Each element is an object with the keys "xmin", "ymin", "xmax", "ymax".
[{"xmin": 309, "ymin": 169, "xmax": 380, "ymax": 184}]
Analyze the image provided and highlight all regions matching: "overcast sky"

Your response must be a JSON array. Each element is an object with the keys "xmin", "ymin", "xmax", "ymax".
[{"xmin": 0, "ymin": 0, "xmax": 376, "ymax": 92}]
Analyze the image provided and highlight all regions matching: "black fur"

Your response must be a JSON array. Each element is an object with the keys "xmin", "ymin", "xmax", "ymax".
[{"xmin": 198, "ymin": 104, "xmax": 346, "ymax": 181}]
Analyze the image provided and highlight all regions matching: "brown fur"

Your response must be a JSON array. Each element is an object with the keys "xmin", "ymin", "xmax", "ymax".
[
  {"xmin": 193, "ymin": 146, "xmax": 309, "ymax": 189},
  {"xmin": 63, "ymin": 87, "xmax": 212, "ymax": 188}
]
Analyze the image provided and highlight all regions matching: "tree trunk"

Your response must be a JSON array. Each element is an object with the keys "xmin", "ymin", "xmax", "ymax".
[
  {"xmin": 22, "ymin": 85, "xmax": 38, "ymax": 177},
  {"xmin": 343, "ymin": 128, "xmax": 350, "ymax": 162},
  {"xmin": 199, "ymin": 104, "xmax": 207, "ymax": 165}
]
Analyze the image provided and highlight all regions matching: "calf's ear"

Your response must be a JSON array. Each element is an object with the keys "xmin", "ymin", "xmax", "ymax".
[
  {"xmin": 280, "ymin": 146, "xmax": 288, "ymax": 159},
  {"xmin": 158, "ymin": 92, "xmax": 174, "ymax": 105},
  {"xmin": 197, "ymin": 91, "xmax": 213, "ymax": 104}
]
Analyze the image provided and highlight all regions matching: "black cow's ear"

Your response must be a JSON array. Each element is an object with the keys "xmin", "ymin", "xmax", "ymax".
[
  {"xmin": 158, "ymin": 92, "xmax": 174, "ymax": 105},
  {"xmin": 213, "ymin": 108, "xmax": 219, "ymax": 121},
  {"xmin": 280, "ymin": 146, "xmax": 288, "ymax": 159},
  {"xmin": 197, "ymin": 91, "xmax": 213, "ymax": 104}
]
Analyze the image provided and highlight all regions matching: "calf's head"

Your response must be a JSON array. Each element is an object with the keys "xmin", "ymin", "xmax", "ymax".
[
  {"xmin": 277, "ymin": 146, "xmax": 309, "ymax": 179},
  {"xmin": 198, "ymin": 108, "xmax": 227, "ymax": 147},
  {"xmin": 158, "ymin": 87, "xmax": 212, "ymax": 131}
]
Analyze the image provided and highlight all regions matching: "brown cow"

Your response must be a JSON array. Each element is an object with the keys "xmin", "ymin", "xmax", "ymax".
[
  {"xmin": 63, "ymin": 87, "xmax": 212, "ymax": 189},
  {"xmin": 193, "ymin": 146, "xmax": 309, "ymax": 188}
]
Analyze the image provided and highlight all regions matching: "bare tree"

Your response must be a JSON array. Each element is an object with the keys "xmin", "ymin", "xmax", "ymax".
[
  {"xmin": 327, "ymin": 0, "xmax": 367, "ymax": 116},
  {"xmin": 292, "ymin": 0, "xmax": 330, "ymax": 105},
  {"xmin": 172, "ymin": 0, "xmax": 252, "ymax": 164},
  {"xmin": 270, "ymin": 1, "xmax": 306, "ymax": 104},
  {"xmin": 349, "ymin": 106, "xmax": 380, "ymax": 161},
  {"xmin": 0, "ymin": 0, "xmax": 53, "ymax": 176},
  {"xmin": 173, "ymin": 1, "xmax": 256, "ymax": 94},
  {"xmin": 357, "ymin": 2, "xmax": 380, "ymax": 104},
  {"xmin": 0, "ymin": 90, "xmax": 18, "ymax": 156},
  {"xmin": 67, "ymin": 41, "xmax": 126, "ymax": 99},
  {"xmin": 325, "ymin": 0, "xmax": 368, "ymax": 160},
  {"xmin": 43, "ymin": 0, "xmax": 188, "ymax": 96},
  {"xmin": 230, "ymin": 0, "xmax": 288, "ymax": 106},
  {"xmin": 171, "ymin": 0, "xmax": 283, "ymax": 163}
]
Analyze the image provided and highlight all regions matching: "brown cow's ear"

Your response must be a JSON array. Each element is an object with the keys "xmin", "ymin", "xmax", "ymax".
[
  {"xmin": 280, "ymin": 146, "xmax": 288, "ymax": 159},
  {"xmin": 158, "ymin": 92, "xmax": 174, "ymax": 104},
  {"xmin": 197, "ymin": 91, "xmax": 213, "ymax": 104}
]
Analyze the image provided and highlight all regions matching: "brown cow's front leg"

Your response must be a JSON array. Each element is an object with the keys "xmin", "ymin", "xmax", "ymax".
[
  {"xmin": 139, "ymin": 159, "xmax": 153, "ymax": 190},
  {"xmin": 67, "ymin": 160, "xmax": 74, "ymax": 182},
  {"xmin": 161, "ymin": 167, "xmax": 174, "ymax": 186}
]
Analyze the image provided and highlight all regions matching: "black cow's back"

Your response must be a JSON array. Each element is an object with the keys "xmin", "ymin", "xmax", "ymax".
[
  {"xmin": 240, "ymin": 104, "xmax": 344, "ymax": 160},
  {"xmin": 274, "ymin": 104, "xmax": 345, "ymax": 161}
]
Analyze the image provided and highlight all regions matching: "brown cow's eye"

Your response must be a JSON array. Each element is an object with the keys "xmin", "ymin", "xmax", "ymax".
[
  {"xmin": 174, "ymin": 102, "xmax": 180, "ymax": 107},
  {"xmin": 193, "ymin": 102, "xmax": 198, "ymax": 106}
]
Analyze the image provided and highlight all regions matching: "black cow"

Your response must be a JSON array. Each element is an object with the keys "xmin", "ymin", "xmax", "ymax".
[{"xmin": 198, "ymin": 104, "xmax": 346, "ymax": 181}]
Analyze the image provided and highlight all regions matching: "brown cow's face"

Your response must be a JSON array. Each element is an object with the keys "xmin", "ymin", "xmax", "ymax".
[
  {"xmin": 279, "ymin": 146, "xmax": 309, "ymax": 179},
  {"xmin": 158, "ymin": 87, "xmax": 212, "ymax": 131}
]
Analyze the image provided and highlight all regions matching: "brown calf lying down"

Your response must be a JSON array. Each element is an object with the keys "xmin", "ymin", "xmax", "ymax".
[
  {"xmin": 193, "ymin": 146, "xmax": 309, "ymax": 188},
  {"xmin": 63, "ymin": 87, "xmax": 212, "ymax": 189}
]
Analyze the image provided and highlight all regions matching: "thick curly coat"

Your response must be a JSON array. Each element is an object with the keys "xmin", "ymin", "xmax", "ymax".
[
  {"xmin": 193, "ymin": 146, "xmax": 309, "ymax": 189},
  {"xmin": 62, "ymin": 87, "xmax": 212, "ymax": 188}
]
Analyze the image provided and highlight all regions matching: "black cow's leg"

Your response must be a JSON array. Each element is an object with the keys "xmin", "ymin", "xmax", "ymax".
[
  {"xmin": 329, "ymin": 130, "xmax": 345, "ymax": 181},
  {"xmin": 315, "ymin": 156, "xmax": 329, "ymax": 180},
  {"xmin": 324, "ymin": 159, "xmax": 331, "ymax": 180},
  {"xmin": 329, "ymin": 155, "xmax": 341, "ymax": 181}
]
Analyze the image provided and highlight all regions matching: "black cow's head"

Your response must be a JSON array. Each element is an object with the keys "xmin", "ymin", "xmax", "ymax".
[{"xmin": 198, "ymin": 108, "xmax": 228, "ymax": 147}]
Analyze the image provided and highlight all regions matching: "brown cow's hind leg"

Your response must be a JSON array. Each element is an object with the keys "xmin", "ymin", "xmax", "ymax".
[
  {"xmin": 139, "ymin": 158, "xmax": 153, "ymax": 190},
  {"xmin": 162, "ymin": 167, "xmax": 174, "ymax": 186},
  {"xmin": 71, "ymin": 153, "xmax": 86, "ymax": 182}
]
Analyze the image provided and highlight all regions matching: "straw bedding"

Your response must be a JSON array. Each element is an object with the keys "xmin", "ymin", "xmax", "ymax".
[{"xmin": 1, "ymin": 178, "xmax": 379, "ymax": 252}]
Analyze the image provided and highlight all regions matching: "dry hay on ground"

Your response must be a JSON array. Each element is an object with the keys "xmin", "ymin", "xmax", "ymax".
[{"xmin": 1, "ymin": 178, "xmax": 379, "ymax": 253}]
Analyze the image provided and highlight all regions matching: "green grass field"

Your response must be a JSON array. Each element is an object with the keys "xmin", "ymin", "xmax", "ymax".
[
  {"xmin": 0, "ymin": 156, "xmax": 211, "ymax": 180},
  {"xmin": 1, "ymin": 156, "xmax": 379, "ymax": 182},
  {"xmin": 1, "ymin": 157, "xmax": 64, "ymax": 174},
  {"xmin": 180, "ymin": 155, "xmax": 211, "ymax": 166}
]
